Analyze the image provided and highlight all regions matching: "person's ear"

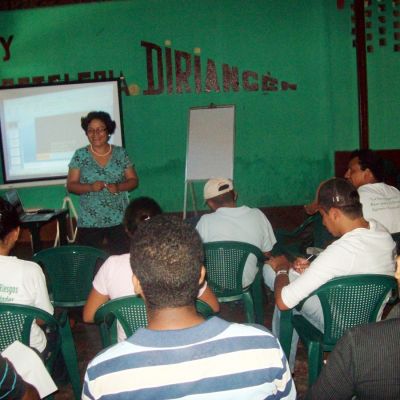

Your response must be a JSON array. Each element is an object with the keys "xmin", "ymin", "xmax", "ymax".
[
  {"xmin": 132, "ymin": 273, "xmax": 143, "ymax": 297},
  {"xmin": 199, "ymin": 265, "xmax": 206, "ymax": 286},
  {"xmin": 364, "ymin": 168, "xmax": 375, "ymax": 183},
  {"xmin": 5, "ymin": 227, "xmax": 20, "ymax": 247},
  {"xmin": 329, "ymin": 207, "xmax": 341, "ymax": 220},
  {"xmin": 206, "ymin": 199, "xmax": 216, "ymax": 211}
]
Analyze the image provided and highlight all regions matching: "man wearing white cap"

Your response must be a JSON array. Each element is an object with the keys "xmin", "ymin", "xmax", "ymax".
[{"xmin": 196, "ymin": 178, "xmax": 276, "ymax": 287}]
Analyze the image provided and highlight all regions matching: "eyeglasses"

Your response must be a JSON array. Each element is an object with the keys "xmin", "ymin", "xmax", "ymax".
[{"xmin": 87, "ymin": 127, "xmax": 107, "ymax": 135}]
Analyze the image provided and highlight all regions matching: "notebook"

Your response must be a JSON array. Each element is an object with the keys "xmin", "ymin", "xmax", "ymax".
[{"xmin": 4, "ymin": 189, "xmax": 55, "ymax": 223}]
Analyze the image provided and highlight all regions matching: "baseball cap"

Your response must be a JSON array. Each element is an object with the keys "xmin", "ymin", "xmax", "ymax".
[
  {"xmin": 204, "ymin": 178, "xmax": 234, "ymax": 200},
  {"xmin": 317, "ymin": 178, "xmax": 360, "ymax": 209}
]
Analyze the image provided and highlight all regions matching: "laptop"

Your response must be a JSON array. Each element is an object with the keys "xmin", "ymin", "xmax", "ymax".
[{"xmin": 4, "ymin": 189, "xmax": 55, "ymax": 223}]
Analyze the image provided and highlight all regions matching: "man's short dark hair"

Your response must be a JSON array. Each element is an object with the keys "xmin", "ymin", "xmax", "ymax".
[
  {"xmin": 130, "ymin": 215, "xmax": 204, "ymax": 310},
  {"xmin": 350, "ymin": 149, "xmax": 384, "ymax": 182},
  {"xmin": 318, "ymin": 178, "xmax": 363, "ymax": 219},
  {"xmin": 208, "ymin": 190, "xmax": 235, "ymax": 207}
]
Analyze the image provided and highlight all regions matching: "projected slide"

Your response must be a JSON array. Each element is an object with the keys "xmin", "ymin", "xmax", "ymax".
[{"xmin": 0, "ymin": 80, "xmax": 123, "ymax": 186}]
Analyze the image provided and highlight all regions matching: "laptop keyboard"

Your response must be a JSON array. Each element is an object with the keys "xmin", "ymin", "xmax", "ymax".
[{"xmin": 21, "ymin": 213, "xmax": 53, "ymax": 222}]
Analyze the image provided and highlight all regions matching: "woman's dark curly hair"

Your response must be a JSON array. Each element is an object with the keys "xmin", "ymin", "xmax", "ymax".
[{"xmin": 81, "ymin": 111, "xmax": 116, "ymax": 135}]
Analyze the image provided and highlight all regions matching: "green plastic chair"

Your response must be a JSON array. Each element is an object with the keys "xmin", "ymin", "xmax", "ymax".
[
  {"xmin": 279, "ymin": 274, "xmax": 397, "ymax": 386},
  {"xmin": 94, "ymin": 296, "xmax": 216, "ymax": 348},
  {"xmin": 33, "ymin": 245, "xmax": 109, "ymax": 307},
  {"xmin": 203, "ymin": 241, "xmax": 265, "ymax": 324},
  {"xmin": 0, "ymin": 303, "xmax": 81, "ymax": 399}
]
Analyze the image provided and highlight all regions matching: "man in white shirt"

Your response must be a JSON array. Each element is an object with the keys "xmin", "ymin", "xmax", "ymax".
[
  {"xmin": 196, "ymin": 178, "xmax": 276, "ymax": 287},
  {"xmin": 305, "ymin": 150, "xmax": 400, "ymax": 235},
  {"xmin": 268, "ymin": 178, "xmax": 396, "ymax": 370},
  {"xmin": 344, "ymin": 149, "xmax": 400, "ymax": 234}
]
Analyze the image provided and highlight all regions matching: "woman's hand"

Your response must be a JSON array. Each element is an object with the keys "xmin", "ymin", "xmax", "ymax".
[
  {"xmin": 106, "ymin": 183, "xmax": 119, "ymax": 194},
  {"xmin": 91, "ymin": 181, "xmax": 106, "ymax": 192},
  {"xmin": 293, "ymin": 257, "xmax": 311, "ymax": 274},
  {"xmin": 67, "ymin": 168, "xmax": 106, "ymax": 194}
]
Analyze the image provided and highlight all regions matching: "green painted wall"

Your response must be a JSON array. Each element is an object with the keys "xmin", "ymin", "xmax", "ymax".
[{"xmin": 0, "ymin": 0, "xmax": 399, "ymax": 212}]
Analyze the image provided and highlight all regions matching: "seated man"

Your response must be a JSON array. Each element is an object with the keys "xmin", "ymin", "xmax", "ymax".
[
  {"xmin": 0, "ymin": 198, "xmax": 53, "ymax": 356},
  {"xmin": 83, "ymin": 197, "xmax": 219, "ymax": 341},
  {"xmin": 305, "ymin": 256, "xmax": 400, "ymax": 400},
  {"xmin": 196, "ymin": 178, "xmax": 276, "ymax": 287},
  {"xmin": 83, "ymin": 215, "xmax": 296, "ymax": 399},
  {"xmin": 306, "ymin": 149, "xmax": 400, "ymax": 233},
  {"xmin": 266, "ymin": 178, "xmax": 396, "ymax": 368}
]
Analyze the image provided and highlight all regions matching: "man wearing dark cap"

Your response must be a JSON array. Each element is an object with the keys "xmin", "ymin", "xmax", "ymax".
[
  {"xmin": 196, "ymin": 178, "xmax": 276, "ymax": 287},
  {"xmin": 273, "ymin": 178, "xmax": 395, "ymax": 318},
  {"xmin": 268, "ymin": 178, "xmax": 396, "ymax": 369}
]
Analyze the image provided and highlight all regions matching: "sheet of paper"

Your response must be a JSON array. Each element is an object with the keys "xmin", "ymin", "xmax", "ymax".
[{"xmin": 2, "ymin": 340, "xmax": 58, "ymax": 398}]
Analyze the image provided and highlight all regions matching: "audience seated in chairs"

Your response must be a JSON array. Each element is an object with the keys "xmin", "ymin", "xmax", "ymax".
[
  {"xmin": 83, "ymin": 197, "xmax": 219, "ymax": 341},
  {"xmin": 83, "ymin": 215, "xmax": 296, "ymax": 399},
  {"xmin": 196, "ymin": 178, "xmax": 276, "ymax": 288},
  {"xmin": 264, "ymin": 178, "xmax": 396, "ymax": 370},
  {"xmin": 305, "ymin": 256, "xmax": 400, "ymax": 400},
  {"xmin": 0, "ymin": 198, "xmax": 53, "ymax": 357}
]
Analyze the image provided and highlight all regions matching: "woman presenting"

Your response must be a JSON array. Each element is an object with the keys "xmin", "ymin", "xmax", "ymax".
[{"xmin": 67, "ymin": 111, "xmax": 138, "ymax": 254}]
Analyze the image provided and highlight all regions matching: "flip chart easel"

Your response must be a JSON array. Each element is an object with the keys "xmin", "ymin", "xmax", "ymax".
[{"xmin": 183, "ymin": 104, "xmax": 235, "ymax": 218}]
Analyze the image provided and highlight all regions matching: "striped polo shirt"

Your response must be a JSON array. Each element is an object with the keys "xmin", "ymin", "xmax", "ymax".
[{"xmin": 83, "ymin": 317, "xmax": 296, "ymax": 399}]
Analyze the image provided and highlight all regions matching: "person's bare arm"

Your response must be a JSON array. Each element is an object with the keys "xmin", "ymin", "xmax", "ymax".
[
  {"xmin": 106, "ymin": 166, "xmax": 139, "ymax": 194},
  {"xmin": 304, "ymin": 201, "xmax": 319, "ymax": 215},
  {"xmin": 274, "ymin": 273, "xmax": 291, "ymax": 311},
  {"xmin": 22, "ymin": 383, "xmax": 40, "ymax": 400},
  {"xmin": 83, "ymin": 288, "xmax": 110, "ymax": 323},
  {"xmin": 66, "ymin": 168, "xmax": 105, "ymax": 194},
  {"xmin": 269, "ymin": 255, "xmax": 292, "ymax": 311},
  {"xmin": 198, "ymin": 285, "xmax": 220, "ymax": 313}
]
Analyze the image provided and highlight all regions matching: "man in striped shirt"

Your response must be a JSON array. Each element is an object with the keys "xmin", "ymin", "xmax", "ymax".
[{"xmin": 83, "ymin": 215, "xmax": 296, "ymax": 400}]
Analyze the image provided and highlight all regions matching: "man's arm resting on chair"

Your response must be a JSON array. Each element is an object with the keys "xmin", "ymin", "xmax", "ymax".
[
  {"xmin": 269, "ymin": 255, "xmax": 291, "ymax": 311},
  {"xmin": 274, "ymin": 273, "xmax": 291, "ymax": 311}
]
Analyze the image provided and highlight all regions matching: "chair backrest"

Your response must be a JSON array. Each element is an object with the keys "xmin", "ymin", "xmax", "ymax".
[
  {"xmin": 95, "ymin": 295, "xmax": 148, "ymax": 343},
  {"xmin": 203, "ymin": 241, "xmax": 264, "ymax": 297},
  {"xmin": 306, "ymin": 274, "xmax": 397, "ymax": 346},
  {"xmin": 0, "ymin": 303, "xmax": 82, "ymax": 399},
  {"xmin": 94, "ymin": 295, "xmax": 216, "ymax": 347},
  {"xmin": 0, "ymin": 303, "xmax": 58, "ymax": 352},
  {"xmin": 0, "ymin": 303, "xmax": 60, "ymax": 368},
  {"xmin": 33, "ymin": 245, "xmax": 109, "ymax": 307}
]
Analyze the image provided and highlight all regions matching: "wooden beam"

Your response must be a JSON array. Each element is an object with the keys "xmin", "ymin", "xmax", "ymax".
[{"xmin": 354, "ymin": 0, "xmax": 369, "ymax": 149}]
